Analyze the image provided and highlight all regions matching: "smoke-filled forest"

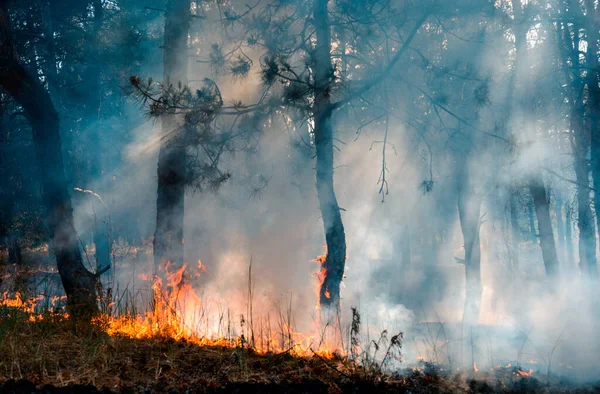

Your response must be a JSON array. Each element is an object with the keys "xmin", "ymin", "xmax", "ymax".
[{"xmin": 1, "ymin": 0, "xmax": 600, "ymax": 392}]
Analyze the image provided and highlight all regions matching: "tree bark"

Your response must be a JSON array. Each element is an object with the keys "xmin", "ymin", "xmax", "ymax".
[
  {"xmin": 153, "ymin": 0, "xmax": 190, "ymax": 280},
  {"xmin": 312, "ymin": 0, "xmax": 346, "ymax": 308},
  {"xmin": 0, "ymin": 0, "xmax": 98, "ymax": 318},
  {"xmin": 528, "ymin": 172, "xmax": 559, "ymax": 278}
]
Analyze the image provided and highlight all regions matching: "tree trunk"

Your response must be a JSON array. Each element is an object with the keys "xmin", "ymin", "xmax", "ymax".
[
  {"xmin": 554, "ymin": 192, "xmax": 566, "ymax": 265},
  {"xmin": 586, "ymin": 0, "xmax": 600, "ymax": 271},
  {"xmin": 0, "ymin": 0, "xmax": 98, "ymax": 318},
  {"xmin": 87, "ymin": 0, "xmax": 111, "ymax": 276},
  {"xmin": 528, "ymin": 171, "xmax": 560, "ymax": 279},
  {"xmin": 527, "ymin": 197, "xmax": 537, "ymax": 243},
  {"xmin": 153, "ymin": 0, "xmax": 190, "ymax": 280},
  {"xmin": 457, "ymin": 161, "xmax": 482, "ymax": 325},
  {"xmin": 511, "ymin": 0, "xmax": 561, "ymax": 278},
  {"xmin": 572, "ymin": 103, "xmax": 597, "ymax": 277},
  {"xmin": 312, "ymin": 0, "xmax": 346, "ymax": 308},
  {"xmin": 509, "ymin": 189, "xmax": 520, "ymax": 269},
  {"xmin": 565, "ymin": 202, "xmax": 574, "ymax": 268}
]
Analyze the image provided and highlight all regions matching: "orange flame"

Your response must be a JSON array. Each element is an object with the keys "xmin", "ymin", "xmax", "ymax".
[{"xmin": 1, "ymin": 262, "xmax": 343, "ymax": 360}]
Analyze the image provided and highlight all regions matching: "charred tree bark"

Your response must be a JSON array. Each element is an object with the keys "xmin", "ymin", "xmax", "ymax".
[
  {"xmin": 313, "ymin": 0, "xmax": 346, "ymax": 308},
  {"xmin": 457, "ymin": 160, "xmax": 483, "ymax": 325},
  {"xmin": 153, "ymin": 0, "xmax": 190, "ymax": 279},
  {"xmin": 0, "ymin": 0, "xmax": 98, "ymax": 318}
]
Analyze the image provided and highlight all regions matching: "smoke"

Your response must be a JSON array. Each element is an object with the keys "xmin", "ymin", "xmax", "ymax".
[{"xmin": 13, "ymin": 0, "xmax": 596, "ymax": 384}]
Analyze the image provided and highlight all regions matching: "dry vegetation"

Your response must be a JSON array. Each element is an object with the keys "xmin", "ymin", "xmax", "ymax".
[{"xmin": 0, "ymin": 306, "xmax": 598, "ymax": 394}]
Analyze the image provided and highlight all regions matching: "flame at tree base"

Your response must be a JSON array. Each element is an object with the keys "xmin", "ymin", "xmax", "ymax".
[{"xmin": 1, "ymin": 259, "xmax": 345, "ymax": 360}]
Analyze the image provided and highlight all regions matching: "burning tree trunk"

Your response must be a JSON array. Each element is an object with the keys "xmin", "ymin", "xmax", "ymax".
[
  {"xmin": 153, "ymin": 0, "xmax": 190, "ymax": 279},
  {"xmin": 312, "ymin": 0, "xmax": 346, "ymax": 308},
  {"xmin": 0, "ymin": 0, "xmax": 98, "ymax": 318},
  {"xmin": 457, "ymin": 159, "xmax": 482, "ymax": 325}
]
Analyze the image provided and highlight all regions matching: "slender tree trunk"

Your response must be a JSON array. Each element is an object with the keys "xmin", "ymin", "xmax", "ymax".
[
  {"xmin": 509, "ymin": 189, "xmax": 520, "ymax": 268},
  {"xmin": 84, "ymin": 0, "xmax": 111, "ymax": 275},
  {"xmin": 572, "ymin": 104, "xmax": 597, "ymax": 277},
  {"xmin": 153, "ymin": 0, "xmax": 190, "ymax": 280},
  {"xmin": 566, "ymin": 202, "xmax": 574, "ymax": 267},
  {"xmin": 312, "ymin": 0, "xmax": 346, "ymax": 308},
  {"xmin": 586, "ymin": 0, "xmax": 600, "ymax": 274},
  {"xmin": 511, "ymin": 0, "xmax": 560, "ymax": 278},
  {"xmin": 527, "ymin": 197, "xmax": 536, "ymax": 243},
  {"xmin": 0, "ymin": 0, "xmax": 98, "ymax": 318},
  {"xmin": 528, "ymin": 172, "xmax": 559, "ymax": 278},
  {"xmin": 457, "ymin": 160, "xmax": 483, "ymax": 325},
  {"xmin": 554, "ymin": 192, "xmax": 566, "ymax": 264}
]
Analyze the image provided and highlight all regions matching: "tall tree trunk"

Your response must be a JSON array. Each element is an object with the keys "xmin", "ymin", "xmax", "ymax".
[
  {"xmin": 566, "ymin": 201, "xmax": 574, "ymax": 267},
  {"xmin": 457, "ymin": 160, "xmax": 483, "ymax": 325},
  {"xmin": 554, "ymin": 191, "xmax": 566, "ymax": 264},
  {"xmin": 527, "ymin": 197, "xmax": 537, "ymax": 243},
  {"xmin": 528, "ymin": 172, "xmax": 559, "ymax": 278},
  {"xmin": 586, "ymin": 0, "xmax": 600, "ymax": 275},
  {"xmin": 511, "ymin": 0, "xmax": 560, "ymax": 278},
  {"xmin": 509, "ymin": 189, "xmax": 520, "ymax": 268},
  {"xmin": 312, "ymin": 0, "xmax": 346, "ymax": 308},
  {"xmin": 87, "ymin": 0, "xmax": 111, "ymax": 276},
  {"xmin": 153, "ymin": 0, "xmax": 190, "ymax": 280},
  {"xmin": 0, "ymin": 0, "xmax": 98, "ymax": 318},
  {"xmin": 554, "ymin": 2, "xmax": 596, "ymax": 277},
  {"xmin": 573, "ymin": 108, "xmax": 597, "ymax": 277}
]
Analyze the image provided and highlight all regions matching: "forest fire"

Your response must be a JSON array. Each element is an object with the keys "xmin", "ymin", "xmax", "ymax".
[
  {"xmin": 0, "ymin": 261, "xmax": 343, "ymax": 360},
  {"xmin": 3, "ymin": 0, "xmax": 600, "ymax": 391}
]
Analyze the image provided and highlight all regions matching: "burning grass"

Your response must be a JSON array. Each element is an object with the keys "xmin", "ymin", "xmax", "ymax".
[
  {"xmin": 0, "ymin": 303, "xmax": 434, "ymax": 393},
  {"xmin": 2, "ymin": 302, "xmax": 598, "ymax": 393}
]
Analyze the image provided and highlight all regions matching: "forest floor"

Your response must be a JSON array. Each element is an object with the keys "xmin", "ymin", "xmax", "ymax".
[{"xmin": 0, "ymin": 312, "xmax": 599, "ymax": 394}]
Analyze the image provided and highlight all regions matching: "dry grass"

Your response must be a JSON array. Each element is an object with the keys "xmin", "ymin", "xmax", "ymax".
[{"xmin": 2, "ymin": 306, "xmax": 600, "ymax": 393}]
